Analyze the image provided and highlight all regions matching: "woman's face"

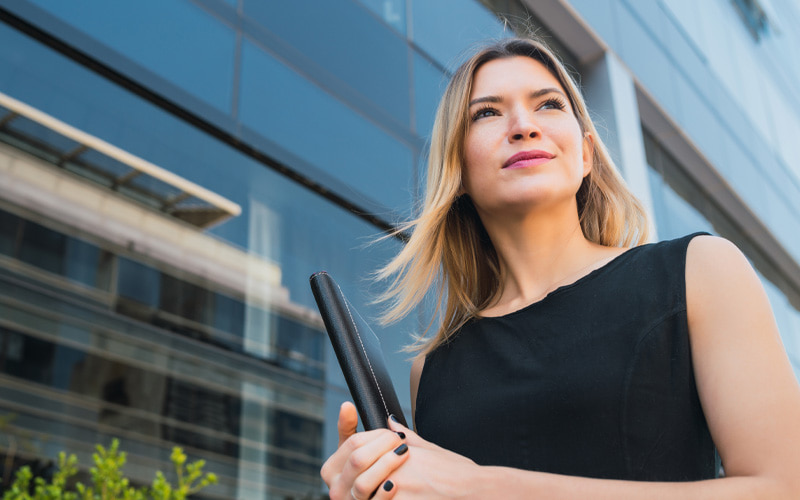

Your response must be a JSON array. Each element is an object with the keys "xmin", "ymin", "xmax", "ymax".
[{"xmin": 462, "ymin": 56, "xmax": 592, "ymax": 217}]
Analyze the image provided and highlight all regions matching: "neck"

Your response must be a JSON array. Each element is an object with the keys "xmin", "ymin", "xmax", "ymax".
[{"xmin": 477, "ymin": 201, "xmax": 608, "ymax": 314}]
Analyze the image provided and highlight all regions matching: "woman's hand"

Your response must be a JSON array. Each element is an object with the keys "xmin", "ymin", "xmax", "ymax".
[
  {"xmin": 321, "ymin": 402, "xmax": 487, "ymax": 499},
  {"xmin": 382, "ymin": 414, "xmax": 489, "ymax": 499},
  {"xmin": 321, "ymin": 402, "xmax": 410, "ymax": 499}
]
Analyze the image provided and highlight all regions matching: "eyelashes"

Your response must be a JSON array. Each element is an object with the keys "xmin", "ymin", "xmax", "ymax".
[
  {"xmin": 470, "ymin": 96, "xmax": 568, "ymax": 122},
  {"xmin": 539, "ymin": 96, "xmax": 567, "ymax": 111},
  {"xmin": 471, "ymin": 105, "xmax": 498, "ymax": 121}
]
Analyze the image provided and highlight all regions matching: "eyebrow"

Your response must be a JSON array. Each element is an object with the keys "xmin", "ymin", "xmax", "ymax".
[{"xmin": 468, "ymin": 87, "xmax": 567, "ymax": 108}]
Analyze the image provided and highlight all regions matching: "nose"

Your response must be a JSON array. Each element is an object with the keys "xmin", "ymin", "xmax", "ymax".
[{"xmin": 508, "ymin": 109, "xmax": 541, "ymax": 142}]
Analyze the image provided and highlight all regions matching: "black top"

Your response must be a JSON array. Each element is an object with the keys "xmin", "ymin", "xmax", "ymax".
[{"xmin": 415, "ymin": 233, "xmax": 717, "ymax": 481}]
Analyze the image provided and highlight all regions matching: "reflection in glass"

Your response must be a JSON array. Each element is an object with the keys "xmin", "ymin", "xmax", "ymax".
[
  {"xmin": 27, "ymin": 0, "xmax": 237, "ymax": 113},
  {"xmin": 239, "ymin": 39, "xmax": 415, "ymax": 213},
  {"xmin": 242, "ymin": 0, "xmax": 410, "ymax": 125},
  {"xmin": 411, "ymin": 0, "xmax": 508, "ymax": 67},
  {"xmin": 0, "ymin": 11, "xmax": 414, "ymax": 497},
  {"xmin": 356, "ymin": 0, "xmax": 406, "ymax": 34}
]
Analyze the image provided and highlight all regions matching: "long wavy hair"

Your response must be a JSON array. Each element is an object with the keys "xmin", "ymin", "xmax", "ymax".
[{"xmin": 376, "ymin": 37, "xmax": 650, "ymax": 356}]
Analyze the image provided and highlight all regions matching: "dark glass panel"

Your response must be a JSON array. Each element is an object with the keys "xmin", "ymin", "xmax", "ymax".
[
  {"xmin": 239, "ymin": 39, "xmax": 415, "ymax": 213},
  {"xmin": 18, "ymin": 219, "xmax": 67, "ymax": 275},
  {"xmin": 267, "ymin": 408, "xmax": 323, "ymax": 476},
  {"xmin": 27, "ymin": 0, "xmax": 237, "ymax": 113},
  {"xmin": 159, "ymin": 273, "xmax": 213, "ymax": 326},
  {"xmin": 242, "ymin": 0, "xmax": 410, "ymax": 125},
  {"xmin": 117, "ymin": 257, "xmax": 161, "ymax": 307},
  {"xmin": 63, "ymin": 237, "xmax": 112, "ymax": 291},
  {"xmin": 0, "ymin": 327, "xmax": 55, "ymax": 385},
  {"xmin": 0, "ymin": 209, "xmax": 21, "ymax": 257},
  {"xmin": 162, "ymin": 378, "xmax": 241, "ymax": 456},
  {"xmin": 213, "ymin": 292, "xmax": 245, "ymax": 339}
]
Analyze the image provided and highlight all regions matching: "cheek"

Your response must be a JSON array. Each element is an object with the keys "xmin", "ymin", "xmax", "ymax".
[{"xmin": 463, "ymin": 132, "xmax": 489, "ymax": 178}]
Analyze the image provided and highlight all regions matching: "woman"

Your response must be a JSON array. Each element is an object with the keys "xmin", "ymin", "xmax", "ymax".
[{"xmin": 321, "ymin": 38, "xmax": 800, "ymax": 499}]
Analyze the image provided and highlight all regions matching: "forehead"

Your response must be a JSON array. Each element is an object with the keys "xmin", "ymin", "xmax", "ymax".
[{"xmin": 470, "ymin": 56, "xmax": 564, "ymax": 99}]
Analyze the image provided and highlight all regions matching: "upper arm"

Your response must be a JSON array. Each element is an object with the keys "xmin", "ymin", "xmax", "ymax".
[
  {"xmin": 686, "ymin": 235, "xmax": 800, "ymax": 487},
  {"xmin": 410, "ymin": 354, "xmax": 425, "ymax": 429}
]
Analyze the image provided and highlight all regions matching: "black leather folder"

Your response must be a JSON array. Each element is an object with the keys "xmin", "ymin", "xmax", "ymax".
[{"xmin": 309, "ymin": 271, "xmax": 408, "ymax": 430}]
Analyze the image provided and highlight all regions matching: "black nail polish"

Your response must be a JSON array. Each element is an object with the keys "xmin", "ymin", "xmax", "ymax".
[
  {"xmin": 395, "ymin": 431, "xmax": 406, "ymax": 439},
  {"xmin": 393, "ymin": 443, "xmax": 408, "ymax": 456},
  {"xmin": 383, "ymin": 480, "xmax": 394, "ymax": 492},
  {"xmin": 390, "ymin": 414, "xmax": 400, "ymax": 424}
]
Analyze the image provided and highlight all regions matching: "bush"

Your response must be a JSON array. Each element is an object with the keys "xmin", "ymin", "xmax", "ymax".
[{"xmin": 2, "ymin": 439, "xmax": 217, "ymax": 500}]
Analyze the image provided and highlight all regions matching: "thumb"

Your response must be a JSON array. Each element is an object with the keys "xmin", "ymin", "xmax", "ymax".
[{"xmin": 337, "ymin": 401, "xmax": 359, "ymax": 447}]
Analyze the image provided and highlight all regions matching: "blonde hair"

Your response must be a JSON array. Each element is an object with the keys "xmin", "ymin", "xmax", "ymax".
[{"xmin": 376, "ymin": 38, "xmax": 649, "ymax": 355}]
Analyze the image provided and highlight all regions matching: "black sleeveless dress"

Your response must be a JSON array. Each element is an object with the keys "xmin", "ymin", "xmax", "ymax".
[{"xmin": 415, "ymin": 233, "xmax": 717, "ymax": 481}]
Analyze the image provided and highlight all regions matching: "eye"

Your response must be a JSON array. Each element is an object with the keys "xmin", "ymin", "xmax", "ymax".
[
  {"xmin": 538, "ymin": 97, "xmax": 567, "ymax": 111},
  {"xmin": 471, "ymin": 105, "xmax": 499, "ymax": 121}
]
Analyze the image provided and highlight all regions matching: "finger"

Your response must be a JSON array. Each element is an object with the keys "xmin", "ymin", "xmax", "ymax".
[
  {"xmin": 349, "ymin": 443, "xmax": 408, "ymax": 500},
  {"xmin": 386, "ymin": 415, "xmax": 428, "ymax": 448},
  {"xmin": 374, "ymin": 479, "xmax": 397, "ymax": 500},
  {"xmin": 338, "ymin": 401, "xmax": 359, "ymax": 448},
  {"xmin": 368, "ymin": 479, "xmax": 399, "ymax": 500},
  {"xmin": 323, "ymin": 428, "xmax": 393, "ymax": 484},
  {"xmin": 339, "ymin": 430, "xmax": 404, "ymax": 495}
]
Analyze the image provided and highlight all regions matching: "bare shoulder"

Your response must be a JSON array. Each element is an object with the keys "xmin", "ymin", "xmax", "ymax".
[
  {"xmin": 685, "ymin": 233, "xmax": 747, "ymax": 272},
  {"xmin": 410, "ymin": 354, "xmax": 425, "ymax": 427},
  {"xmin": 685, "ymin": 234, "xmax": 765, "ymax": 332},
  {"xmin": 683, "ymin": 235, "xmax": 800, "ymax": 484}
]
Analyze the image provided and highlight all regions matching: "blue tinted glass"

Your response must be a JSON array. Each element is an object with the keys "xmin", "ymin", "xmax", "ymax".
[
  {"xmin": 117, "ymin": 257, "xmax": 161, "ymax": 307},
  {"xmin": 411, "ymin": 0, "xmax": 508, "ymax": 67},
  {"xmin": 239, "ymin": 40, "xmax": 414, "ymax": 213},
  {"xmin": 19, "ymin": 220, "xmax": 66, "ymax": 274},
  {"xmin": 242, "ymin": 0, "xmax": 410, "ymax": 125},
  {"xmin": 27, "ymin": 0, "xmax": 236, "ymax": 113},
  {"xmin": 63, "ymin": 237, "xmax": 103, "ymax": 289},
  {"xmin": 0, "ymin": 24, "xmax": 417, "ymax": 494},
  {"xmin": 413, "ymin": 52, "xmax": 446, "ymax": 138},
  {"xmin": 0, "ymin": 210, "xmax": 21, "ymax": 256},
  {"xmin": 356, "ymin": 0, "xmax": 406, "ymax": 34}
]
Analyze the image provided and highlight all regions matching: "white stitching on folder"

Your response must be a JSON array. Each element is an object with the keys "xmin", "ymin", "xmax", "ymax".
[{"xmin": 335, "ymin": 282, "xmax": 390, "ymax": 418}]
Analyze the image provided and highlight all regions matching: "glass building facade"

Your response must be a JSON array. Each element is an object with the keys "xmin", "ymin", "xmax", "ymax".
[{"xmin": 0, "ymin": 0, "xmax": 798, "ymax": 498}]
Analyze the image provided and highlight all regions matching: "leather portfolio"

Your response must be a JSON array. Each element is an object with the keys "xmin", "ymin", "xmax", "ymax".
[{"xmin": 309, "ymin": 271, "xmax": 408, "ymax": 430}]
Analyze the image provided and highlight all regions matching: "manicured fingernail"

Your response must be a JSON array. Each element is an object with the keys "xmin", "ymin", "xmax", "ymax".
[
  {"xmin": 383, "ymin": 480, "xmax": 394, "ymax": 492},
  {"xmin": 390, "ymin": 414, "xmax": 400, "ymax": 423},
  {"xmin": 393, "ymin": 443, "xmax": 408, "ymax": 456},
  {"xmin": 395, "ymin": 431, "xmax": 406, "ymax": 439}
]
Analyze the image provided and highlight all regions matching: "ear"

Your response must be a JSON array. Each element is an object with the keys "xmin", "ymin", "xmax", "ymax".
[{"xmin": 582, "ymin": 132, "xmax": 594, "ymax": 178}]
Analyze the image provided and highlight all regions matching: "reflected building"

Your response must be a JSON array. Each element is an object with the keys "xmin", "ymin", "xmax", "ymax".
[{"xmin": 0, "ymin": 0, "xmax": 799, "ymax": 498}]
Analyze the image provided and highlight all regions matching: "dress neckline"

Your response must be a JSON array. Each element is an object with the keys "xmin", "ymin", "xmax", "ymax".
[{"xmin": 476, "ymin": 243, "xmax": 648, "ymax": 320}]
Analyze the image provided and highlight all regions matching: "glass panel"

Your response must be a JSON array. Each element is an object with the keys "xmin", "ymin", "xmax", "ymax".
[
  {"xmin": 18, "ymin": 218, "xmax": 68, "ymax": 275},
  {"xmin": 239, "ymin": 39, "xmax": 415, "ymax": 213},
  {"xmin": 242, "ymin": 0, "xmax": 410, "ymax": 125},
  {"xmin": 2, "ymin": 112, "xmax": 82, "ymax": 160},
  {"xmin": 117, "ymin": 256, "xmax": 161, "ymax": 307},
  {"xmin": 0, "ymin": 209, "xmax": 21, "ymax": 256},
  {"xmin": 27, "ymin": 0, "xmax": 237, "ymax": 113},
  {"xmin": 413, "ymin": 51, "xmax": 446, "ymax": 138},
  {"xmin": 63, "ymin": 237, "xmax": 113, "ymax": 290},
  {"xmin": 356, "ymin": 0, "xmax": 407, "ymax": 34},
  {"xmin": 0, "ymin": 19, "xmax": 417, "ymax": 498},
  {"xmin": 410, "ymin": 0, "xmax": 508, "ymax": 67}
]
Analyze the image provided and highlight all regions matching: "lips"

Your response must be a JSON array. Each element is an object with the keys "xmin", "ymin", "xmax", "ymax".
[{"xmin": 502, "ymin": 150, "xmax": 555, "ymax": 169}]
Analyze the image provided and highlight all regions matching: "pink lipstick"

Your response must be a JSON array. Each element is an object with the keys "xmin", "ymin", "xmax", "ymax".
[{"xmin": 502, "ymin": 150, "xmax": 555, "ymax": 169}]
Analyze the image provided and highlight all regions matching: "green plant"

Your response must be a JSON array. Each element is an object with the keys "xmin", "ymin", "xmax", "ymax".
[{"xmin": 1, "ymin": 439, "xmax": 217, "ymax": 500}]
